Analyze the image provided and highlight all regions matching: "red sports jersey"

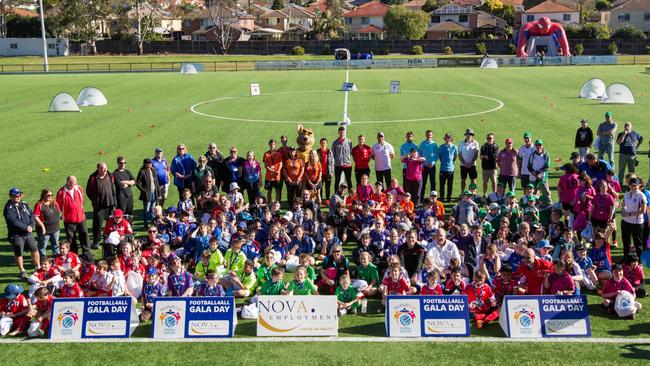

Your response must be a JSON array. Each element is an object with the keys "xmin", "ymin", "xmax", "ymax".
[
  {"xmin": 1, "ymin": 294, "xmax": 29, "ymax": 314},
  {"xmin": 382, "ymin": 277, "xmax": 410, "ymax": 295},
  {"xmin": 35, "ymin": 294, "xmax": 54, "ymax": 315},
  {"xmin": 56, "ymin": 252, "xmax": 80, "ymax": 271},
  {"xmin": 513, "ymin": 259, "xmax": 553, "ymax": 295},
  {"xmin": 444, "ymin": 279, "xmax": 466, "ymax": 294},
  {"xmin": 60, "ymin": 283, "xmax": 83, "ymax": 298},
  {"xmin": 103, "ymin": 217, "xmax": 133, "ymax": 236},
  {"xmin": 464, "ymin": 283, "xmax": 494, "ymax": 313},
  {"xmin": 79, "ymin": 264, "xmax": 96, "ymax": 288},
  {"xmin": 420, "ymin": 284, "xmax": 442, "ymax": 296},
  {"xmin": 33, "ymin": 267, "xmax": 60, "ymax": 282},
  {"xmin": 493, "ymin": 275, "xmax": 517, "ymax": 300}
]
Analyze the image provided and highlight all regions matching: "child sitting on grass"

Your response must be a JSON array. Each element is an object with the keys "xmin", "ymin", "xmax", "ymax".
[
  {"xmin": 60, "ymin": 270, "xmax": 83, "ymax": 298},
  {"xmin": 601, "ymin": 264, "xmax": 642, "ymax": 319},
  {"xmin": 259, "ymin": 267, "xmax": 286, "ymax": 295},
  {"xmin": 28, "ymin": 256, "xmax": 61, "ymax": 302},
  {"xmin": 443, "ymin": 269, "xmax": 466, "ymax": 295},
  {"xmin": 0, "ymin": 284, "xmax": 30, "ymax": 336},
  {"xmin": 354, "ymin": 252, "xmax": 380, "ymax": 298},
  {"xmin": 140, "ymin": 268, "xmax": 165, "ymax": 321},
  {"xmin": 31, "ymin": 287, "xmax": 54, "ymax": 337},
  {"xmin": 286, "ymin": 266, "xmax": 318, "ymax": 296},
  {"xmin": 86, "ymin": 260, "xmax": 112, "ymax": 297},
  {"xmin": 464, "ymin": 270, "xmax": 498, "ymax": 329},
  {"xmin": 624, "ymin": 254, "xmax": 646, "ymax": 298},
  {"xmin": 336, "ymin": 274, "xmax": 361, "ymax": 315},
  {"xmin": 420, "ymin": 271, "xmax": 442, "ymax": 296},
  {"xmin": 380, "ymin": 264, "xmax": 412, "ymax": 312},
  {"xmin": 195, "ymin": 270, "xmax": 225, "ymax": 297}
]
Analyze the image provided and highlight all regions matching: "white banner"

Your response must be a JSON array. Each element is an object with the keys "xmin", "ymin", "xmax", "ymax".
[
  {"xmin": 386, "ymin": 298, "xmax": 421, "ymax": 337},
  {"xmin": 50, "ymin": 300, "xmax": 85, "ymax": 339},
  {"xmin": 152, "ymin": 299, "xmax": 188, "ymax": 339},
  {"xmin": 500, "ymin": 298, "xmax": 542, "ymax": 338},
  {"xmin": 257, "ymin": 296, "xmax": 338, "ymax": 336}
]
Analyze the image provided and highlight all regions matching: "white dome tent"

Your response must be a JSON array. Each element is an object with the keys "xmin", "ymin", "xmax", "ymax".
[
  {"xmin": 49, "ymin": 93, "xmax": 81, "ymax": 112},
  {"xmin": 602, "ymin": 83, "xmax": 635, "ymax": 104},
  {"xmin": 77, "ymin": 86, "xmax": 108, "ymax": 106},
  {"xmin": 578, "ymin": 78, "xmax": 607, "ymax": 100},
  {"xmin": 180, "ymin": 63, "xmax": 198, "ymax": 75},
  {"xmin": 480, "ymin": 58, "xmax": 498, "ymax": 69}
]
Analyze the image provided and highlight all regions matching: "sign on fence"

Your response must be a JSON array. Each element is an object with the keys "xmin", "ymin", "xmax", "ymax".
[
  {"xmin": 49, "ymin": 297, "xmax": 139, "ymax": 339},
  {"xmin": 499, "ymin": 295, "xmax": 591, "ymax": 338},
  {"xmin": 386, "ymin": 295, "xmax": 470, "ymax": 337},
  {"xmin": 257, "ymin": 295, "xmax": 338, "ymax": 336},
  {"xmin": 151, "ymin": 297, "xmax": 237, "ymax": 339}
]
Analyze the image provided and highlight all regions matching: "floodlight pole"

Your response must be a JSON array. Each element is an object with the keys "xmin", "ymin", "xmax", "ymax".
[{"xmin": 38, "ymin": 0, "xmax": 49, "ymax": 72}]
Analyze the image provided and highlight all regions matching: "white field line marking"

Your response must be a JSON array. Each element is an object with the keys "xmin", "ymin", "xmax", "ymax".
[
  {"xmin": 190, "ymin": 90, "xmax": 505, "ymax": 125},
  {"xmin": 1, "ymin": 337, "xmax": 649, "ymax": 344}
]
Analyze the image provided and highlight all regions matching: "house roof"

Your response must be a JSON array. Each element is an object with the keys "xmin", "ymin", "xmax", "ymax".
[
  {"xmin": 477, "ymin": 10, "xmax": 508, "ymax": 28},
  {"xmin": 526, "ymin": 1, "xmax": 577, "ymax": 13},
  {"xmin": 356, "ymin": 24, "xmax": 384, "ymax": 33},
  {"xmin": 343, "ymin": 1, "xmax": 389, "ymax": 17},
  {"xmin": 500, "ymin": 0, "xmax": 524, "ymax": 6},
  {"xmin": 451, "ymin": 0, "xmax": 482, "ymax": 7},
  {"xmin": 611, "ymin": 0, "xmax": 650, "ymax": 12},
  {"xmin": 305, "ymin": 0, "xmax": 327, "ymax": 13},
  {"xmin": 404, "ymin": 0, "xmax": 425, "ymax": 11},
  {"xmin": 427, "ymin": 20, "xmax": 471, "ymax": 31},
  {"xmin": 4, "ymin": 7, "xmax": 38, "ymax": 17},
  {"xmin": 433, "ymin": 3, "xmax": 477, "ymax": 15},
  {"xmin": 260, "ymin": 4, "xmax": 315, "ymax": 19},
  {"xmin": 190, "ymin": 8, "xmax": 255, "ymax": 20}
]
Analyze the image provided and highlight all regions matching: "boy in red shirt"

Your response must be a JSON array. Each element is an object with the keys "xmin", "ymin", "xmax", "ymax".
[
  {"xmin": 78, "ymin": 252, "xmax": 96, "ymax": 289},
  {"xmin": 624, "ymin": 255, "xmax": 646, "ymax": 298},
  {"xmin": 601, "ymin": 264, "xmax": 642, "ymax": 317},
  {"xmin": 443, "ymin": 269, "xmax": 466, "ymax": 294},
  {"xmin": 464, "ymin": 270, "xmax": 499, "ymax": 328},
  {"xmin": 55, "ymin": 241, "xmax": 81, "ymax": 278},
  {"xmin": 28, "ymin": 256, "xmax": 61, "ymax": 302},
  {"xmin": 0, "ymin": 284, "xmax": 31, "ymax": 336},
  {"xmin": 493, "ymin": 264, "xmax": 516, "ymax": 306},
  {"xmin": 420, "ymin": 271, "xmax": 442, "ymax": 296},
  {"xmin": 32, "ymin": 287, "xmax": 54, "ymax": 337},
  {"xmin": 59, "ymin": 270, "xmax": 83, "ymax": 298}
]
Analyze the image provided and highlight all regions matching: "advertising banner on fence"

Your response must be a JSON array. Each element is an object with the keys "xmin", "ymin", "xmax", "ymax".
[
  {"xmin": 499, "ymin": 295, "xmax": 591, "ymax": 338},
  {"xmin": 49, "ymin": 297, "xmax": 139, "ymax": 339},
  {"xmin": 386, "ymin": 295, "xmax": 470, "ymax": 337},
  {"xmin": 257, "ymin": 295, "xmax": 338, "ymax": 336},
  {"xmin": 255, "ymin": 58, "xmax": 438, "ymax": 70},
  {"xmin": 152, "ymin": 297, "xmax": 237, "ymax": 339}
]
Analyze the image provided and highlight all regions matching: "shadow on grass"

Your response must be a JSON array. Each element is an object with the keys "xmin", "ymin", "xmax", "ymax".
[
  {"xmin": 620, "ymin": 343, "xmax": 650, "ymax": 360},
  {"xmin": 608, "ymin": 322, "xmax": 650, "ymax": 337}
]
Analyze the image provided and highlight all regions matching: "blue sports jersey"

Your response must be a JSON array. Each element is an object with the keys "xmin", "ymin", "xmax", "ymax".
[
  {"xmin": 241, "ymin": 241, "xmax": 260, "ymax": 261},
  {"xmin": 196, "ymin": 283, "xmax": 225, "ymax": 297},
  {"xmin": 588, "ymin": 246, "xmax": 611, "ymax": 272},
  {"xmin": 415, "ymin": 208, "xmax": 434, "ymax": 227},
  {"xmin": 143, "ymin": 282, "xmax": 165, "ymax": 304},
  {"xmin": 508, "ymin": 252, "xmax": 524, "ymax": 272},
  {"xmin": 575, "ymin": 255, "xmax": 593, "ymax": 271}
]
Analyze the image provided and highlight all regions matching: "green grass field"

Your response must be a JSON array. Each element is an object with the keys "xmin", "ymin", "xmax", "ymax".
[{"xmin": 0, "ymin": 64, "xmax": 649, "ymax": 360}]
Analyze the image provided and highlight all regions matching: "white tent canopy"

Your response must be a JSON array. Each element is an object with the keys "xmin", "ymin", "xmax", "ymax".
[
  {"xmin": 180, "ymin": 63, "xmax": 198, "ymax": 74},
  {"xmin": 480, "ymin": 58, "xmax": 498, "ymax": 69},
  {"xmin": 49, "ymin": 93, "xmax": 80, "ymax": 112},
  {"xmin": 77, "ymin": 86, "xmax": 107, "ymax": 106},
  {"xmin": 579, "ymin": 78, "xmax": 607, "ymax": 99},
  {"xmin": 602, "ymin": 83, "xmax": 635, "ymax": 104}
]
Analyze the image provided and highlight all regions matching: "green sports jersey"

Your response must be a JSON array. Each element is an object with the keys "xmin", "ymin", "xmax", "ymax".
[
  {"xmin": 539, "ymin": 206, "xmax": 552, "ymax": 227},
  {"xmin": 260, "ymin": 279, "xmax": 286, "ymax": 295},
  {"xmin": 238, "ymin": 271, "xmax": 257, "ymax": 290},
  {"xmin": 209, "ymin": 249, "xmax": 224, "ymax": 269},
  {"xmin": 257, "ymin": 263, "xmax": 276, "ymax": 285},
  {"xmin": 481, "ymin": 221, "xmax": 494, "ymax": 237},
  {"xmin": 335, "ymin": 285, "xmax": 358, "ymax": 303},
  {"xmin": 305, "ymin": 266, "xmax": 317, "ymax": 282},
  {"xmin": 224, "ymin": 249, "xmax": 246, "ymax": 273},
  {"xmin": 357, "ymin": 263, "xmax": 379, "ymax": 285},
  {"xmin": 287, "ymin": 280, "xmax": 317, "ymax": 295},
  {"xmin": 194, "ymin": 261, "xmax": 216, "ymax": 279}
]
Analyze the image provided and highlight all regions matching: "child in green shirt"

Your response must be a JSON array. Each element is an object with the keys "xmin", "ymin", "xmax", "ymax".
[
  {"xmin": 208, "ymin": 238, "xmax": 226, "ymax": 276},
  {"xmin": 259, "ymin": 267, "xmax": 286, "ymax": 295},
  {"xmin": 222, "ymin": 260, "xmax": 257, "ymax": 298},
  {"xmin": 257, "ymin": 249, "xmax": 277, "ymax": 287},
  {"xmin": 336, "ymin": 274, "xmax": 361, "ymax": 315},
  {"xmin": 299, "ymin": 253, "xmax": 317, "ymax": 283},
  {"xmin": 224, "ymin": 239, "xmax": 247, "ymax": 275},
  {"xmin": 286, "ymin": 266, "xmax": 318, "ymax": 295},
  {"xmin": 194, "ymin": 250, "xmax": 216, "ymax": 282},
  {"xmin": 356, "ymin": 252, "xmax": 379, "ymax": 298}
]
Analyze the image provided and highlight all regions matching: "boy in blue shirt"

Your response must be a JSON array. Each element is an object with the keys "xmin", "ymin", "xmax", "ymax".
[{"xmin": 438, "ymin": 133, "xmax": 458, "ymax": 202}]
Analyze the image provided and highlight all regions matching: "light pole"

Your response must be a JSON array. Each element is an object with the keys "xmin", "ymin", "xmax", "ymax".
[{"xmin": 38, "ymin": 0, "xmax": 49, "ymax": 72}]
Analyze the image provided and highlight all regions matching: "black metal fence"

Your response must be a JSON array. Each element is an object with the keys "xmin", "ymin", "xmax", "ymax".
[{"xmin": 82, "ymin": 38, "xmax": 650, "ymax": 56}]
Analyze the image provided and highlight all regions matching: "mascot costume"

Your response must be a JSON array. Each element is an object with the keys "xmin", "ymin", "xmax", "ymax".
[{"xmin": 517, "ymin": 16, "xmax": 571, "ymax": 57}]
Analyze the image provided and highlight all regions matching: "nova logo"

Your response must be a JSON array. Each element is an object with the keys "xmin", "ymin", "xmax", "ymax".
[{"xmin": 259, "ymin": 300, "xmax": 310, "ymax": 314}]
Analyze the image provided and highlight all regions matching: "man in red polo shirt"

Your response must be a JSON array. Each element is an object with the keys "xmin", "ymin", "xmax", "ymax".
[
  {"xmin": 352, "ymin": 134, "xmax": 372, "ymax": 187},
  {"xmin": 514, "ymin": 248, "xmax": 553, "ymax": 295},
  {"xmin": 56, "ymin": 176, "xmax": 90, "ymax": 254}
]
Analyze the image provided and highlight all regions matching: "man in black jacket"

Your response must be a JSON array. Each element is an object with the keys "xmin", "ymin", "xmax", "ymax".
[
  {"xmin": 87, "ymin": 162, "xmax": 116, "ymax": 249},
  {"xmin": 575, "ymin": 119, "xmax": 593, "ymax": 162},
  {"xmin": 3, "ymin": 188, "xmax": 40, "ymax": 278}
]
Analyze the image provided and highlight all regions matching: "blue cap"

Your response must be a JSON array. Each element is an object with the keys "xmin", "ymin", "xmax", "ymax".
[
  {"xmin": 167, "ymin": 206, "xmax": 177, "ymax": 213},
  {"xmin": 147, "ymin": 267, "xmax": 159, "ymax": 276},
  {"xmin": 237, "ymin": 221, "xmax": 248, "ymax": 229},
  {"xmin": 9, "ymin": 188, "xmax": 22, "ymax": 196},
  {"xmin": 536, "ymin": 240, "xmax": 553, "ymax": 249},
  {"xmin": 3, "ymin": 284, "xmax": 23, "ymax": 299}
]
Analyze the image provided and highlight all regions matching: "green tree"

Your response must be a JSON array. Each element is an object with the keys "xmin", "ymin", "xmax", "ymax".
[
  {"xmin": 384, "ymin": 6, "xmax": 429, "ymax": 40},
  {"xmin": 312, "ymin": 9, "xmax": 347, "ymax": 40},
  {"xmin": 612, "ymin": 24, "xmax": 647, "ymax": 39},
  {"xmin": 272, "ymin": 0, "xmax": 284, "ymax": 10},
  {"xmin": 595, "ymin": 0, "xmax": 610, "ymax": 11},
  {"xmin": 421, "ymin": 0, "xmax": 450, "ymax": 13},
  {"xmin": 48, "ymin": 0, "xmax": 114, "ymax": 54},
  {"xmin": 484, "ymin": 0, "xmax": 503, "ymax": 12}
]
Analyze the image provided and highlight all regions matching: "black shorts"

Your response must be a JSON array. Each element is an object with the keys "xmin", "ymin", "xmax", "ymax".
[
  {"xmin": 9, "ymin": 233, "xmax": 38, "ymax": 257},
  {"xmin": 264, "ymin": 180, "xmax": 282, "ymax": 191},
  {"xmin": 460, "ymin": 166, "xmax": 478, "ymax": 180}
]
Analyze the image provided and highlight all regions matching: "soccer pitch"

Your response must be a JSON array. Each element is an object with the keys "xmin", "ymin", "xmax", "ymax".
[{"xmin": 0, "ymin": 64, "xmax": 649, "ymax": 359}]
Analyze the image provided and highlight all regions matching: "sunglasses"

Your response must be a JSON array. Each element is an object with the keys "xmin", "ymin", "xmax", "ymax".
[
  {"xmin": 148, "ymin": 230, "xmax": 157, "ymax": 233},
  {"xmin": 177, "ymin": 147, "xmax": 186, "ymax": 151},
  {"xmin": 46, "ymin": 194, "xmax": 53, "ymax": 197},
  {"xmin": 230, "ymin": 150, "xmax": 237, "ymax": 153},
  {"xmin": 119, "ymin": 161, "xmax": 126, "ymax": 164}
]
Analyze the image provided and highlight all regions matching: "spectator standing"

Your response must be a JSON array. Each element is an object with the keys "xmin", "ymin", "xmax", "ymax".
[
  {"xmin": 621, "ymin": 177, "xmax": 647, "ymax": 259},
  {"xmin": 371, "ymin": 131, "xmax": 395, "ymax": 188},
  {"xmin": 242, "ymin": 151, "xmax": 262, "ymax": 205},
  {"xmin": 113, "ymin": 156, "xmax": 135, "ymax": 216},
  {"xmin": 3, "ymin": 188, "xmax": 40, "ymax": 278},
  {"xmin": 263, "ymin": 139, "xmax": 284, "ymax": 204},
  {"xmin": 574, "ymin": 119, "xmax": 593, "ymax": 162},
  {"xmin": 517, "ymin": 132, "xmax": 535, "ymax": 189},
  {"xmin": 317, "ymin": 138, "xmax": 334, "ymax": 203},
  {"xmin": 496, "ymin": 138, "xmax": 518, "ymax": 192},
  {"xmin": 56, "ymin": 176, "xmax": 89, "ymax": 253},
  {"xmin": 480, "ymin": 133, "xmax": 499, "ymax": 197},
  {"xmin": 616, "ymin": 121, "xmax": 643, "ymax": 180},
  {"xmin": 284, "ymin": 147, "xmax": 304, "ymax": 207},
  {"xmin": 221, "ymin": 147, "xmax": 245, "ymax": 194},
  {"xmin": 438, "ymin": 133, "xmax": 458, "ymax": 202},
  {"xmin": 528, "ymin": 139, "xmax": 551, "ymax": 198},
  {"xmin": 597, "ymin": 112, "xmax": 617, "ymax": 169},
  {"xmin": 170, "ymin": 144, "xmax": 197, "ymax": 200},
  {"xmin": 418, "ymin": 130, "xmax": 439, "ymax": 204},
  {"xmin": 352, "ymin": 135, "xmax": 372, "ymax": 187},
  {"xmin": 136, "ymin": 158, "xmax": 161, "ymax": 227},
  {"xmin": 86, "ymin": 162, "xmax": 116, "ymax": 250},
  {"xmin": 192, "ymin": 155, "xmax": 214, "ymax": 194},
  {"xmin": 331, "ymin": 126, "xmax": 353, "ymax": 195},
  {"xmin": 151, "ymin": 147, "xmax": 170, "ymax": 207},
  {"xmin": 399, "ymin": 132, "xmax": 418, "ymax": 187},
  {"xmin": 204, "ymin": 143, "xmax": 224, "ymax": 188},
  {"xmin": 33, "ymin": 188, "xmax": 61, "ymax": 258},
  {"xmin": 459, "ymin": 129, "xmax": 479, "ymax": 193},
  {"xmin": 402, "ymin": 148, "xmax": 426, "ymax": 205}
]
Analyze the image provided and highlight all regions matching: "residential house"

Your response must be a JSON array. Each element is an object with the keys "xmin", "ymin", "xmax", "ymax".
[
  {"xmin": 521, "ymin": 1, "xmax": 579, "ymax": 26},
  {"xmin": 343, "ymin": 1, "xmax": 389, "ymax": 40},
  {"xmin": 601, "ymin": 0, "xmax": 650, "ymax": 34},
  {"xmin": 404, "ymin": 0, "xmax": 425, "ymax": 12},
  {"xmin": 183, "ymin": 7, "xmax": 255, "ymax": 41},
  {"xmin": 426, "ymin": 20, "xmax": 471, "ymax": 39},
  {"xmin": 259, "ymin": 4, "xmax": 316, "ymax": 31},
  {"xmin": 429, "ymin": 3, "xmax": 479, "ymax": 29}
]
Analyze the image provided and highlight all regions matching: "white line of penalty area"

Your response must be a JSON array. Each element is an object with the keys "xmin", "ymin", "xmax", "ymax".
[{"xmin": 1, "ymin": 337, "xmax": 649, "ymax": 344}]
